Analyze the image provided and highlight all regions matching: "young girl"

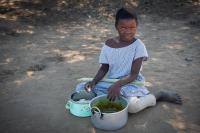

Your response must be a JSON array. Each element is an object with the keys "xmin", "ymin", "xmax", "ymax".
[{"xmin": 74, "ymin": 8, "xmax": 182, "ymax": 113}]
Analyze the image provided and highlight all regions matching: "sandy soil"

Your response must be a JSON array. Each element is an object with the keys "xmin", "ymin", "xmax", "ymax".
[{"xmin": 0, "ymin": 0, "xmax": 200, "ymax": 133}]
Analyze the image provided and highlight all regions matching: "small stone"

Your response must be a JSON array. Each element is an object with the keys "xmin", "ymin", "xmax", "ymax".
[{"xmin": 185, "ymin": 57, "xmax": 193, "ymax": 62}]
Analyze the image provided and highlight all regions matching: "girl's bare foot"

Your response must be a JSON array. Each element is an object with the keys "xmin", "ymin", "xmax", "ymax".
[{"xmin": 154, "ymin": 91, "xmax": 182, "ymax": 104}]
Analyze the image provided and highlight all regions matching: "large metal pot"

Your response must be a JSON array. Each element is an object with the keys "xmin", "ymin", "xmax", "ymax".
[{"xmin": 89, "ymin": 95, "xmax": 128, "ymax": 130}]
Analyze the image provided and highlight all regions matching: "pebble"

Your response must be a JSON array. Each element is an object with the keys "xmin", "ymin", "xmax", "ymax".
[{"xmin": 185, "ymin": 57, "xmax": 193, "ymax": 62}]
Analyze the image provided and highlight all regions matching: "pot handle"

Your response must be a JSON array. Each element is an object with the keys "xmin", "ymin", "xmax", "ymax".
[
  {"xmin": 65, "ymin": 100, "xmax": 71, "ymax": 110},
  {"xmin": 91, "ymin": 106, "xmax": 103, "ymax": 119}
]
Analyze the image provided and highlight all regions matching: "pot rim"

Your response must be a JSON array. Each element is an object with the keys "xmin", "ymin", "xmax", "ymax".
[
  {"xmin": 89, "ymin": 94, "xmax": 128, "ymax": 114},
  {"xmin": 68, "ymin": 92, "xmax": 90, "ymax": 104}
]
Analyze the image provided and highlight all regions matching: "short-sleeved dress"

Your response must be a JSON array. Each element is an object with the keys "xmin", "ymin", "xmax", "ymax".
[{"xmin": 76, "ymin": 39, "xmax": 150, "ymax": 97}]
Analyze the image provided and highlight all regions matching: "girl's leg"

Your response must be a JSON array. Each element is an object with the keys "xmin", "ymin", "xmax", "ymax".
[
  {"xmin": 127, "ymin": 91, "xmax": 182, "ymax": 113},
  {"xmin": 127, "ymin": 94, "xmax": 156, "ymax": 113}
]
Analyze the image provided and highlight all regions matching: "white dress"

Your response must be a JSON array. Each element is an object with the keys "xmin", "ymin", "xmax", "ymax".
[{"xmin": 76, "ymin": 39, "xmax": 150, "ymax": 97}]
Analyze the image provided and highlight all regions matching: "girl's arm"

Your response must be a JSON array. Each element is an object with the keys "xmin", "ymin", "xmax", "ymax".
[
  {"xmin": 107, "ymin": 57, "xmax": 143, "ymax": 101},
  {"xmin": 85, "ymin": 64, "xmax": 109, "ymax": 91},
  {"xmin": 92, "ymin": 64, "xmax": 109, "ymax": 84},
  {"xmin": 116, "ymin": 57, "xmax": 143, "ymax": 86}
]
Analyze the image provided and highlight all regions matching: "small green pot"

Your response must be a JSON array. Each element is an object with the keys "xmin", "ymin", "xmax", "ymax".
[{"xmin": 65, "ymin": 93, "xmax": 91, "ymax": 117}]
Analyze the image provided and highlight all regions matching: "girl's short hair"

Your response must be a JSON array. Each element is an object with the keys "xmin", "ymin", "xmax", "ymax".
[{"xmin": 115, "ymin": 7, "xmax": 138, "ymax": 27}]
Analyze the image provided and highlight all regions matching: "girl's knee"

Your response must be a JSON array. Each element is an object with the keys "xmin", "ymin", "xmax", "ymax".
[
  {"xmin": 127, "ymin": 97, "xmax": 142, "ymax": 113},
  {"xmin": 127, "ymin": 94, "xmax": 156, "ymax": 113}
]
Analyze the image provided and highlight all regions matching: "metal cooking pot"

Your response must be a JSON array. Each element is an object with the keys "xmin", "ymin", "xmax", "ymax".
[
  {"xmin": 89, "ymin": 95, "xmax": 128, "ymax": 130},
  {"xmin": 65, "ymin": 92, "xmax": 91, "ymax": 117}
]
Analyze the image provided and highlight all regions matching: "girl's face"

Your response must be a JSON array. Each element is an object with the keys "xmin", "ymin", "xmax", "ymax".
[{"xmin": 116, "ymin": 19, "xmax": 137, "ymax": 43}]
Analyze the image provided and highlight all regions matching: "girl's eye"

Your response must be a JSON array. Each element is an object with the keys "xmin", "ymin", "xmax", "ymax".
[{"xmin": 120, "ymin": 27, "xmax": 136, "ymax": 30}]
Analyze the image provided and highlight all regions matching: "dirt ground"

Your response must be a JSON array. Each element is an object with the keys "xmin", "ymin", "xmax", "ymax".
[{"xmin": 0, "ymin": 0, "xmax": 200, "ymax": 133}]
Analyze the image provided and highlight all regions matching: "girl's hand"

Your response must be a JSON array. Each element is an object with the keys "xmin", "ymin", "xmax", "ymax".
[
  {"xmin": 84, "ymin": 81, "xmax": 96, "ymax": 92},
  {"xmin": 107, "ymin": 83, "xmax": 122, "ymax": 101}
]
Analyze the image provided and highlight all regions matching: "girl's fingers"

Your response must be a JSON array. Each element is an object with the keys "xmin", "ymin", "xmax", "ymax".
[
  {"xmin": 107, "ymin": 90, "xmax": 117, "ymax": 101},
  {"xmin": 107, "ymin": 90, "xmax": 111, "ymax": 99},
  {"xmin": 84, "ymin": 84, "xmax": 89, "ymax": 90},
  {"xmin": 107, "ymin": 89, "xmax": 113, "ymax": 100},
  {"xmin": 111, "ymin": 95, "xmax": 116, "ymax": 101},
  {"xmin": 84, "ymin": 83, "xmax": 92, "ymax": 92},
  {"xmin": 109, "ymin": 95, "xmax": 115, "ymax": 101},
  {"xmin": 84, "ymin": 83, "xmax": 88, "ymax": 88}
]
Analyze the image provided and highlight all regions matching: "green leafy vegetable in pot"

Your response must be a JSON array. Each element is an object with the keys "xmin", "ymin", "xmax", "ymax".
[{"xmin": 93, "ymin": 99, "xmax": 124, "ymax": 113}]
